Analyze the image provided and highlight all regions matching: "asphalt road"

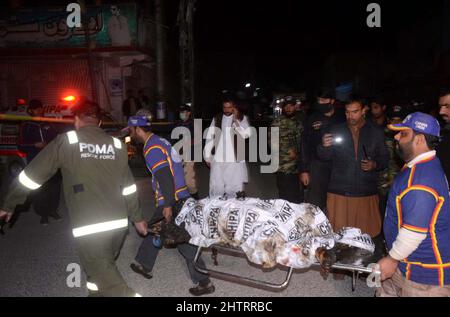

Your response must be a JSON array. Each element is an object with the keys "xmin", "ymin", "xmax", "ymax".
[{"xmin": 0, "ymin": 163, "xmax": 376, "ymax": 297}]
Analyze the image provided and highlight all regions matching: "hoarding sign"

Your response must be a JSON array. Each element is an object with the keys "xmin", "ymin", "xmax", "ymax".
[{"xmin": 0, "ymin": 4, "xmax": 137, "ymax": 48}]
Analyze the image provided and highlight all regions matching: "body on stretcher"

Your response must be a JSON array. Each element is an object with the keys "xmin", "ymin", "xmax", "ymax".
[
  {"xmin": 173, "ymin": 197, "xmax": 383, "ymax": 291},
  {"xmin": 192, "ymin": 243, "xmax": 381, "ymax": 292}
]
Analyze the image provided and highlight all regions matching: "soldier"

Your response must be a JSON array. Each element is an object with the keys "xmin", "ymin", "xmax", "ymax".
[
  {"xmin": 271, "ymin": 96, "xmax": 303, "ymax": 203},
  {"xmin": 0, "ymin": 99, "xmax": 148, "ymax": 297},
  {"xmin": 378, "ymin": 105, "xmax": 408, "ymax": 219},
  {"xmin": 377, "ymin": 112, "xmax": 450, "ymax": 296}
]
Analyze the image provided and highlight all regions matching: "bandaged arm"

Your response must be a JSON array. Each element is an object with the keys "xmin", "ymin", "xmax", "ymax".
[{"xmin": 388, "ymin": 228, "xmax": 427, "ymax": 261}]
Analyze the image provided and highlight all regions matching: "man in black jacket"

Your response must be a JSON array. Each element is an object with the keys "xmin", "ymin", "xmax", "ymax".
[
  {"xmin": 20, "ymin": 99, "xmax": 61, "ymax": 225},
  {"xmin": 438, "ymin": 87, "xmax": 450, "ymax": 183},
  {"xmin": 298, "ymin": 91, "xmax": 345, "ymax": 210},
  {"xmin": 171, "ymin": 104, "xmax": 199, "ymax": 199},
  {"xmin": 318, "ymin": 98, "xmax": 389, "ymax": 238}
]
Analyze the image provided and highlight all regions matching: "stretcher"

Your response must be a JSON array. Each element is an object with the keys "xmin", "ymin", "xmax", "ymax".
[{"xmin": 193, "ymin": 244, "xmax": 381, "ymax": 292}]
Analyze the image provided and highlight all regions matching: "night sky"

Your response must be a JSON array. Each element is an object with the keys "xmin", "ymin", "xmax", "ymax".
[{"xmin": 189, "ymin": 0, "xmax": 444, "ymax": 110}]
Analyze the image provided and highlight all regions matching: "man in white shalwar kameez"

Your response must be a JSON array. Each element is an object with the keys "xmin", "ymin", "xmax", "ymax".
[{"xmin": 204, "ymin": 97, "xmax": 252, "ymax": 198}]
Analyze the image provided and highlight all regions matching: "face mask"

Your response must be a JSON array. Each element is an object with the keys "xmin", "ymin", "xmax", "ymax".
[
  {"xmin": 180, "ymin": 112, "xmax": 189, "ymax": 121},
  {"xmin": 285, "ymin": 112, "xmax": 296, "ymax": 118},
  {"xmin": 317, "ymin": 103, "xmax": 332, "ymax": 114}
]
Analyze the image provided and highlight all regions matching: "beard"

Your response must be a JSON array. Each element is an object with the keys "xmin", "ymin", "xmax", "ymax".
[
  {"xmin": 348, "ymin": 119, "xmax": 360, "ymax": 126},
  {"xmin": 395, "ymin": 140, "xmax": 414, "ymax": 162},
  {"xmin": 442, "ymin": 115, "xmax": 450, "ymax": 124}
]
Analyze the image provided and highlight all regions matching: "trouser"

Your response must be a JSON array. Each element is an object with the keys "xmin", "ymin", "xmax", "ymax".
[
  {"xmin": 32, "ymin": 171, "xmax": 61, "ymax": 217},
  {"xmin": 183, "ymin": 161, "xmax": 198, "ymax": 194},
  {"xmin": 276, "ymin": 172, "xmax": 303, "ymax": 204},
  {"xmin": 304, "ymin": 159, "xmax": 330, "ymax": 211},
  {"xmin": 376, "ymin": 269, "xmax": 450, "ymax": 297},
  {"xmin": 75, "ymin": 228, "xmax": 136, "ymax": 297},
  {"xmin": 209, "ymin": 161, "xmax": 246, "ymax": 198},
  {"xmin": 135, "ymin": 207, "xmax": 210, "ymax": 285}
]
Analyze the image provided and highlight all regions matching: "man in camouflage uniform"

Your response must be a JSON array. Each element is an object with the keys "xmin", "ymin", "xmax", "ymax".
[
  {"xmin": 378, "ymin": 105, "xmax": 407, "ymax": 219},
  {"xmin": 271, "ymin": 96, "xmax": 303, "ymax": 203}
]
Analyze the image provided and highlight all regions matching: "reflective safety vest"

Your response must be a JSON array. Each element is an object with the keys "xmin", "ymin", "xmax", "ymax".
[{"xmin": 2, "ymin": 125, "xmax": 143, "ymax": 238}]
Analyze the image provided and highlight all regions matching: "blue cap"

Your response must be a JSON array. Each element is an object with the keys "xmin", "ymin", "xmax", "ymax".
[
  {"xmin": 388, "ymin": 112, "xmax": 440, "ymax": 137},
  {"xmin": 127, "ymin": 116, "xmax": 151, "ymax": 127}
]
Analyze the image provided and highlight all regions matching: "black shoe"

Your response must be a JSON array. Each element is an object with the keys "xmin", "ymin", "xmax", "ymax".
[
  {"xmin": 130, "ymin": 263, "xmax": 153, "ymax": 279},
  {"xmin": 189, "ymin": 281, "xmax": 215, "ymax": 296},
  {"xmin": 49, "ymin": 212, "xmax": 61, "ymax": 221},
  {"xmin": 40, "ymin": 216, "xmax": 49, "ymax": 226}
]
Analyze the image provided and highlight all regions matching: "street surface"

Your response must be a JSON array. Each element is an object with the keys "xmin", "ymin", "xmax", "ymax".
[{"xmin": 0, "ymin": 163, "xmax": 375, "ymax": 297}]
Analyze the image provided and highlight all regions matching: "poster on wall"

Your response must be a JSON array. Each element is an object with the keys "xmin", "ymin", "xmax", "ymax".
[
  {"xmin": 0, "ymin": 4, "xmax": 137, "ymax": 48},
  {"xmin": 109, "ymin": 78, "xmax": 123, "ymax": 97}
]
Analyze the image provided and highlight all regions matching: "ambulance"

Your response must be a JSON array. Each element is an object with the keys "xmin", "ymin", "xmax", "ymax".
[{"xmin": 0, "ymin": 96, "xmax": 130, "ymax": 181}]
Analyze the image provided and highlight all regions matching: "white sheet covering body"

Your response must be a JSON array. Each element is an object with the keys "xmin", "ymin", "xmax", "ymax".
[{"xmin": 176, "ymin": 197, "xmax": 375, "ymax": 269}]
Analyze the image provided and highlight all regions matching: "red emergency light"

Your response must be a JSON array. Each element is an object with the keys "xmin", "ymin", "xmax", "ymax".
[
  {"xmin": 62, "ymin": 95, "xmax": 76, "ymax": 102},
  {"xmin": 16, "ymin": 98, "xmax": 26, "ymax": 106}
]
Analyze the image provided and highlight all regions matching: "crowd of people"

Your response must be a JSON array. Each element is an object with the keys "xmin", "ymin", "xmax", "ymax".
[
  {"xmin": 1, "ymin": 85, "xmax": 449, "ymax": 297},
  {"xmin": 269, "ymin": 88, "xmax": 450, "ymax": 296}
]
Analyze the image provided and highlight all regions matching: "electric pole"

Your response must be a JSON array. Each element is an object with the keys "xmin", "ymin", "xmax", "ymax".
[
  {"xmin": 155, "ymin": 0, "xmax": 168, "ymax": 105},
  {"xmin": 178, "ymin": 0, "xmax": 196, "ymax": 114},
  {"xmin": 80, "ymin": 0, "xmax": 98, "ymax": 104}
]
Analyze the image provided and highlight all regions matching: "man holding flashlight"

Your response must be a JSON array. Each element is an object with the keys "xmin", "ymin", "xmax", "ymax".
[
  {"xmin": 377, "ymin": 112, "xmax": 450, "ymax": 296},
  {"xmin": 318, "ymin": 98, "xmax": 389, "ymax": 238}
]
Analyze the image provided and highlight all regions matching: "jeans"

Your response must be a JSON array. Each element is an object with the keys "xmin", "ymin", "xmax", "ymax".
[{"xmin": 135, "ymin": 206, "xmax": 210, "ymax": 285}]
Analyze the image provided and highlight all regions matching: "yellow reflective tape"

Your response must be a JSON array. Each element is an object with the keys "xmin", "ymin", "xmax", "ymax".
[
  {"xmin": 18, "ymin": 171, "xmax": 41, "ymax": 190},
  {"xmin": 86, "ymin": 282, "xmax": 98, "ymax": 291},
  {"xmin": 122, "ymin": 184, "xmax": 137, "ymax": 196},
  {"xmin": 72, "ymin": 218, "xmax": 128, "ymax": 238},
  {"xmin": 67, "ymin": 131, "xmax": 79, "ymax": 144},
  {"xmin": 113, "ymin": 137, "xmax": 122, "ymax": 149}
]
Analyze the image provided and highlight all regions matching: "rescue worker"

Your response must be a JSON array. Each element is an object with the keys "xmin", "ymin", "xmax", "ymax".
[
  {"xmin": 204, "ymin": 96, "xmax": 252, "ymax": 198},
  {"xmin": 20, "ymin": 99, "xmax": 62, "ymax": 225},
  {"xmin": 377, "ymin": 112, "xmax": 450, "ymax": 296},
  {"xmin": 127, "ymin": 116, "xmax": 215, "ymax": 296},
  {"xmin": 0, "ymin": 99, "xmax": 148, "ymax": 297},
  {"xmin": 271, "ymin": 96, "xmax": 304, "ymax": 203}
]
